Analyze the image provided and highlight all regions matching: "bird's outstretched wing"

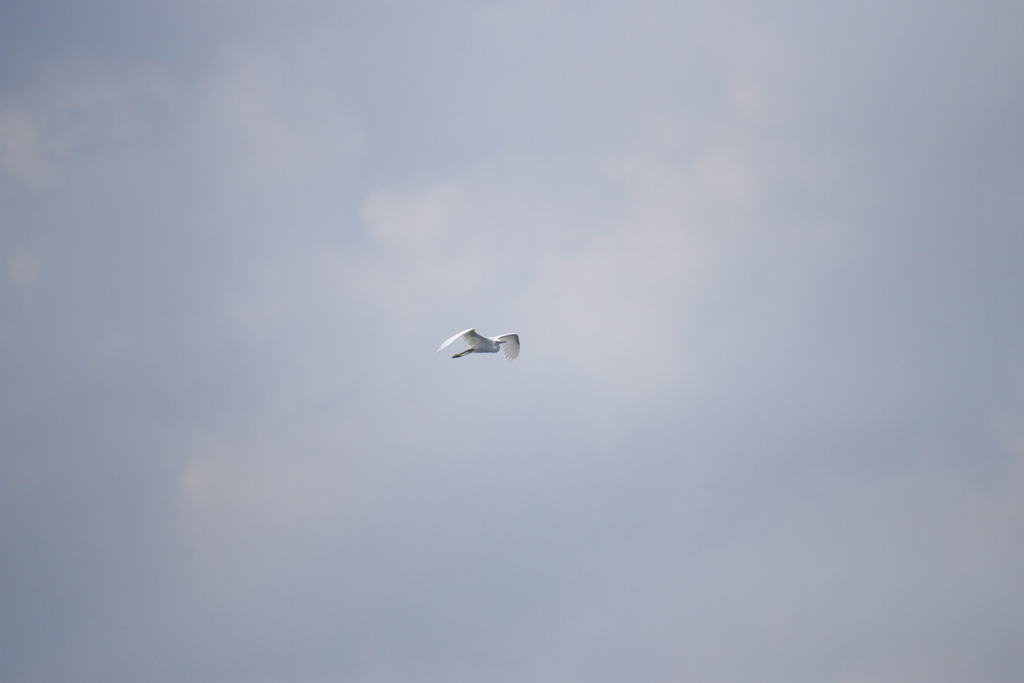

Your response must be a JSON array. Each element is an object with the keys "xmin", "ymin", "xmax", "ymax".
[
  {"xmin": 437, "ymin": 328, "xmax": 481, "ymax": 353},
  {"xmin": 496, "ymin": 334, "xmax": 520, "ymax": 361}
]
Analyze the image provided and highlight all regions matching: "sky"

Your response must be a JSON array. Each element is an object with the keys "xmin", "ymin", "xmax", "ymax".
[{"xmin": 1, "ymin": 1, "xmax": 1023, "ymax": 681}]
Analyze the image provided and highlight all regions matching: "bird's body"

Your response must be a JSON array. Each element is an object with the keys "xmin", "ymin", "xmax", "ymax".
[{"xmin": 436, "ymin": 329, "xmax": 520, "ymax": 361}]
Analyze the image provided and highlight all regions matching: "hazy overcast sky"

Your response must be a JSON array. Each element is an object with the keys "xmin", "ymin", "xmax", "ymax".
[{"xmin": 2, "ymin": 1, "xmax": 1023, "ymax": 682}]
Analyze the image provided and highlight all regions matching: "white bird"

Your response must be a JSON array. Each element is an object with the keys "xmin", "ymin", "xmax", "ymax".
[{"xmin": 436, "ymin": 329, "xmax": 520, "ymax": 361}]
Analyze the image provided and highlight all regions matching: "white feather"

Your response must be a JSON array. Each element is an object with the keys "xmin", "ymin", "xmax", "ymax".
[{"xmin": 436, "ymin": 329, "xmax": 520, "ymax": 361}]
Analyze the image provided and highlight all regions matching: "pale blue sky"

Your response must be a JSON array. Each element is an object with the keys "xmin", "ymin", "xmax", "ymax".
[{"xmin": 2, "ymin": 2, "xmax": 1024, "ymax": 682}]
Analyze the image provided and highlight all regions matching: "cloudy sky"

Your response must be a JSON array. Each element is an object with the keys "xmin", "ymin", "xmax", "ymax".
[{"xmin": 2, "ymin": 1, "xmax": 1023, "ymax": 681}]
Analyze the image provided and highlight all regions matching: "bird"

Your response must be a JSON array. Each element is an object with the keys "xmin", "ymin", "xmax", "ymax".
[{"xmin": 436, "ymin": 329, "xmax": 520, "ymax": 361}]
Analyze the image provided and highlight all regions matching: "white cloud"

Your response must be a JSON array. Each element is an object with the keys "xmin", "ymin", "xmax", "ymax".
[
  {"xmin": 362, "ymin": 182, "xmax": 468, "ymax": 248},
  {"xmin": 6, "ymin": 245, "xmax": 40, "ymax": 291},
  {"xmin": 0, "ymin": 105, "xmax": 43, "ymax": 182}
]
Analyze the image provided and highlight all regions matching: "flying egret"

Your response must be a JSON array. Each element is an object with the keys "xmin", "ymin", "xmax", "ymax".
[{"xmin": 436, "ymin": 329, "xmax": 520, "ymax": 361}]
